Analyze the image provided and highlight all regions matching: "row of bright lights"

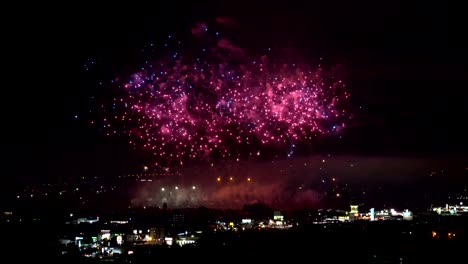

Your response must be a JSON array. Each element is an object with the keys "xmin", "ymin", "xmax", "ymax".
[
  {"xmin": 159, "ymin": 176, "xmax": 254, "ymax": 191},
  {"xmin": 216, "ymin": 177, "xmax": 252, "ymax": 182},
  {"xmin": 159, "ymin": 177, "xmax": 253, "ymax": 191},
  {"xmin": 161, "ymin": 186, "xmax": 196, "ymax": 191}
]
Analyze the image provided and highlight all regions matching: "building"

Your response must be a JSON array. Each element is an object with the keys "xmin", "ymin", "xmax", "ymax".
[{"xmin": 349, "ymin": 205, "xmax": 359, "ymax": 221}]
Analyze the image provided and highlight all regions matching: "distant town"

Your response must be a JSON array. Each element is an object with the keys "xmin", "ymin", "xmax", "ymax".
[{"xmin": 4, "ymin": 168, "xmax": 467, "ymax": 262}]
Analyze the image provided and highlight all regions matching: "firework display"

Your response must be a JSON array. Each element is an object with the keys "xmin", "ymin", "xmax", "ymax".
[{"xmin": 92, "ymin": 23, "xmax": 350, "ymax": 168}]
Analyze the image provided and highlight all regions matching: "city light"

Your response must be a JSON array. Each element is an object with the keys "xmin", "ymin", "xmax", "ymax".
[
  {"xmin": 217, "ymin": 177, "xmax": 221, "ymax": 182},
  {"xmin": 161, "ymin": 188, "xmax": 165, "ymax": 191}
]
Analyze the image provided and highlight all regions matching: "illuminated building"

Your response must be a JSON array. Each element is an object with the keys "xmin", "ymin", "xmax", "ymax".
[
  {"xmin": 73, "ymin": 216, "xmax": 99, "ymax": 224},
  {"xmin": 338, "ymin": 215, "xmax": 349, "ymax": 222},
  {"xmin": 99, "ymin": 230, "xmax": 111, "ymax": 242},
  {"xmin": 170, "ymin": 211, "xmax": 185, "ymax": 231},
  {"xmin": 367, "ymin": 208, "xmax": 414, "ymax": 221},
  {"xmin": 273, "ymin": 211, "xmax": 284, "ymax": 221},
  {"xmin": 273, "ymin": 211, "xmax": 284, "ymax": 226},
  {"xmin": 370, "ymin": 208, "xmax": 375, "ymax": 221},
  {"xmin": 349, "ymin": 205, "xmax": 359, "ymax": 221},
  {"xmin": 402, "ymin": 209, "xmax": 413, "ymax": 220},
  {"xmin": 432, "ymin": 203, "xmax": 468, "ymax": 215},
  {"xmin": 175, "ymin": 232, "xmax": 200, "ymax": 246},
  {"xmin": 176, "ymin": 236, "xmax": 197, "ymax": 246}
]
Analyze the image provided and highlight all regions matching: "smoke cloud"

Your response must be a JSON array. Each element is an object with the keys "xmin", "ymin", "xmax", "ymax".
[{"xmin": 130, "ymin": 155, "xmax": 446, "ymax": 209}]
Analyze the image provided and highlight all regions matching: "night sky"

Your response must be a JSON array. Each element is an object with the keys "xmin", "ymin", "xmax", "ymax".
[{"xmin": 4, "ymin": 1, "xmax": 467, "ymax": 202}]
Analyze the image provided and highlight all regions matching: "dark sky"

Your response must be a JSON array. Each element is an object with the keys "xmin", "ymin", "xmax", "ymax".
[{"xmin": 4, "ymin": 1, "xmax": 467, "ymax": 196}]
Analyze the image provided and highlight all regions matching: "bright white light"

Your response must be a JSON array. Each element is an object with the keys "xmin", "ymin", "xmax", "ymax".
[
  {"xmin": 161, "ymin": 187, "xmax": 165, "ymax": 191},
  {"xmin": 192, "ymin": 186, "xmax": 196, "ymax": 190}
]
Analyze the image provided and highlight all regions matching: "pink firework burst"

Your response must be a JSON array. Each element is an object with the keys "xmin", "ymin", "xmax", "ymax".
[{"xmin": 95, "ymin": 28, "xmax": 350, "ymax": 168}]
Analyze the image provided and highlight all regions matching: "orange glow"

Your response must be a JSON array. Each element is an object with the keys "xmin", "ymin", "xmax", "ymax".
[
  {"xmin": 229, "ymin": 177, "xmax": 233, "ymax": 181},
  {"xmin": 217, "ymin": 177, "xmax": 221, "ymax": 182},
  {"xmin": 247, "ymin": 177, "xmax": 251, "ymax": 182},
  {"xmin": 432, "ymin": 231, "xmax": 437, "ymax": 238}
]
